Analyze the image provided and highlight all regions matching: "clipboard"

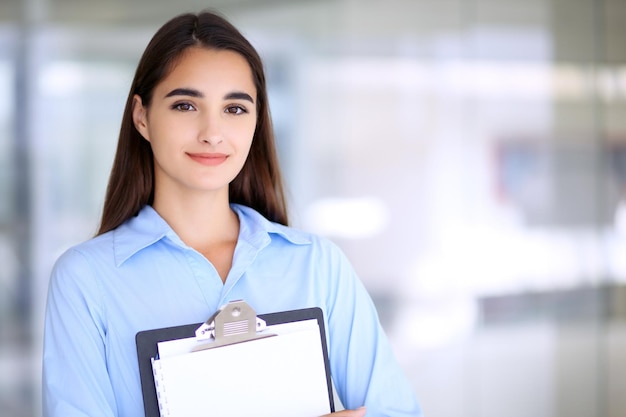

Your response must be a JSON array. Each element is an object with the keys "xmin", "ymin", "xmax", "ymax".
[{"xmin": 136, "ymin": 300, "xmax": 335, "ymax": 417}]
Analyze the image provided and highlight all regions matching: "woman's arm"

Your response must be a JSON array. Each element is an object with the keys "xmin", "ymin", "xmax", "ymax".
[
  {"xmin": 322, "ymin": 240, "xmax": 422, "ymax": 416},
  {"xmin": 42, "ymin": 249, "xmax": 117, "ymax": 417}
]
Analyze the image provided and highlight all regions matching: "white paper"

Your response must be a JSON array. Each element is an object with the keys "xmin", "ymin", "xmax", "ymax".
[{"xmin": 152, "ymin": 320, "xmax": 330, "ymax": 417}]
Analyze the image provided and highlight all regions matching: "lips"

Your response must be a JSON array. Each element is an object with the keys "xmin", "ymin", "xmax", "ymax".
[{"xmin": 187, "ymin": 152, "xmax": 229, "ymax": 166}]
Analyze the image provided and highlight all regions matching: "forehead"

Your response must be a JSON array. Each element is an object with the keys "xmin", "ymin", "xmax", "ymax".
[{"xmin": 158, "ymin": 47, "xmax": 256, "ymax": 95}]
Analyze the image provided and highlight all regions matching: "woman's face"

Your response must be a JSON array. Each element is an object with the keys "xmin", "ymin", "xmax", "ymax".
[{"xmin": 133, "ymin": 47, "xmax": 257, "ymax": 199}]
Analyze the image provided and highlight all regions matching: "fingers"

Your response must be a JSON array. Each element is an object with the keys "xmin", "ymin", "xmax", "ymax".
[{"xmin": 321, "ymin": 406, "xmax": 367, "ymax": 416}]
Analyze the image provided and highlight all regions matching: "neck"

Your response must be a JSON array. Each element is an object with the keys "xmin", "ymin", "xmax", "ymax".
[{"xmin": 152, "ymin": 187, "xmax": 239, "ymax": 249}]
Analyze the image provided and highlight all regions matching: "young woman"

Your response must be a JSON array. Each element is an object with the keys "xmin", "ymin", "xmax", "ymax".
[{"xmin": 42, "ymin": 11, "xmax": 422, "ymax": 417}]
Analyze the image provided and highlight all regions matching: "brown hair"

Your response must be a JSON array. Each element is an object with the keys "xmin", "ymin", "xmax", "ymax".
[{"xmin": 97, "ymin": 11, "xmax": 288, "ymax": 235}]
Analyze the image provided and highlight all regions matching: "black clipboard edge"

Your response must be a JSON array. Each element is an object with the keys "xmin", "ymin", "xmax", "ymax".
[{"xmin": 136, "ymin": 307, "xmax": 335, "ymax": 417}]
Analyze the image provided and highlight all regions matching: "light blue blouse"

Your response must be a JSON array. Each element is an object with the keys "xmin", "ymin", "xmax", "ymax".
[{"xmin": 43, "ymin": 204, "xmax": 422, "ymax": 417}]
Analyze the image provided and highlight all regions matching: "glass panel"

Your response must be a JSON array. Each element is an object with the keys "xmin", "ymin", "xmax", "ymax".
[{"xmin": 0, "ymin": 30, "xmax": 27, "ymax": 417}]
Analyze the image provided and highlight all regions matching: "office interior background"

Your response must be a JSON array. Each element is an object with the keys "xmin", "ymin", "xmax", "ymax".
[{"xmin": 1, "ymin": 0, "xmax": 626, "ymax": 416}]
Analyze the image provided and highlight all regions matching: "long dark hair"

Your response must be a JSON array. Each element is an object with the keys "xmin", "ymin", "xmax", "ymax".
[{"xmin": 97, "ymin": 11, "xmax": 288, "ymax": 235}]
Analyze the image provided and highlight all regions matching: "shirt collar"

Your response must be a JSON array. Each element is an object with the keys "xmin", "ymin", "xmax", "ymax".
[
  {"xmin": 113, "ymin": 204, "xmax": 311, "ymax": 267},
  {"xmin": 233, "ymin": 204, "xmax": 311, "ymax": 247},
  {"xmin": 112, "ymin": 205, "xmax": 175, "ymax": 266}
]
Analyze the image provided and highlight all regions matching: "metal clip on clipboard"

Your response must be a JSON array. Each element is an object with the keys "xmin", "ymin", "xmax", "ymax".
[{"xmin": 193, "ymin": 300, "xmax": 275, "ymax": 351}]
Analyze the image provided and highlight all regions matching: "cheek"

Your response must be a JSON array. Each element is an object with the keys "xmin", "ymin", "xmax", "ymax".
[
  {"xmin": 223, "ymin": 120, "xmax": 255, "ymax": 148},
  {"xmin": 238, "ymin": 119, "xmax": 257, "ymax": 145},
  {"xmin": 148, "ymin": 119, "xmax": 190, "ymax": 149}
]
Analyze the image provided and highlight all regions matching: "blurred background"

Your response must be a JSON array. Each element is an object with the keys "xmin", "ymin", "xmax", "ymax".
[{"xmin": 1, "ymin": 0, "xmax": 626, "ymax": 416}]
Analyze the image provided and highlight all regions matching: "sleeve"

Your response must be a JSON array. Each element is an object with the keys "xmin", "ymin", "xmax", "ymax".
[
  {"xmin": 323, "ymin": 241, "xmax": 423, "ymax": 417},
  {"xmin": 42, "ymin": 249, "xmax": 118, "ymax": 417}
]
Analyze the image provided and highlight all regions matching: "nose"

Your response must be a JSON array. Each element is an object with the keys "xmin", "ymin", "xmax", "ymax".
[{"xmin": 198, "ymin": 113, "xmax": 223, "ymax": 145}]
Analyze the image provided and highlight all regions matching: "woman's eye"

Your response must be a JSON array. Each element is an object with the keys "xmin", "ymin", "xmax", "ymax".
[
  {"xmin": 225, "ymin": 105, "xmax": 247, "ymax": 115},
  {"xmin": 173, "ymin": 103, "xmax": 195, "ymax": 112}
]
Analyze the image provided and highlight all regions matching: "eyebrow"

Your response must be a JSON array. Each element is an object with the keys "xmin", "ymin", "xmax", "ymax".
[
  {"xmin": 164, "ymin": 88, "xmax": 254, "ymax": 103},
  {"xmin": 165, "ymin": 88, "xmax": 203, "ymax": 98},
  {"xmin": 224, "ymin": 91, "xmax": 255, "ymax": 103}
]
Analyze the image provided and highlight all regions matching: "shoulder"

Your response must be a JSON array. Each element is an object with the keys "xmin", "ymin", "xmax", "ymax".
[
  {"xmin": 55, "ymin": 230, "xmax": 113, "ymax": 262},
  {"xmin": 50, "ymin": 231, "xmax": 115, "ymax": 281},
  {"xmin": 232, "ymin": 204, "xmax": 353, "ymax": 277},
  {"xmin": 233, "ymin": 204, "xmax": 343, "ymax": 251},
  {"xmin": 55, "ymin": 205, "xmax": 173, "ymax": 273}
]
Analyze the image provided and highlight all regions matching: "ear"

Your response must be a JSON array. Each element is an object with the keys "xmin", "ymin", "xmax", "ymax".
[{"xmin": 132, "ymin": 94, "xmax": 150, "ymax": 141}]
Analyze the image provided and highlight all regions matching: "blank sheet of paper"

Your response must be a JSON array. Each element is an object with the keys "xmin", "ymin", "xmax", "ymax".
[{"xmin": 152, "ymin": 320, "xmax": 330, "ymax": 417}]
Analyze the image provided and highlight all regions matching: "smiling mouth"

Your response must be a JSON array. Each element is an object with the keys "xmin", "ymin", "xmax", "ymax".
[{"xmin": 187, "ymin": 153, "xmax": 229, "ymax": 166}]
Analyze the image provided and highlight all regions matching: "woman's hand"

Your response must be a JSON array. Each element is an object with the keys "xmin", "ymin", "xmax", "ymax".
[{"xmin": 321, "ymin": 406, "xmax": 366, "ymax": 416}]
